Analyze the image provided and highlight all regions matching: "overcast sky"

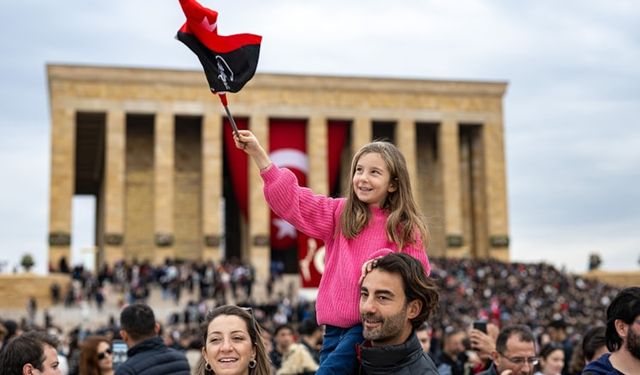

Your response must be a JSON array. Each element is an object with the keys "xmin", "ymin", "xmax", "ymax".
[{"xmin": 1, "ymin": 0, "xmax": 638, "ymax": 274}]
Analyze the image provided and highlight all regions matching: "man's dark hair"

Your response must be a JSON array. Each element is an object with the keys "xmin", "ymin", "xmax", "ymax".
[
  {"xmin": 582, "ymin": 326, "xmax": 606, "ymax": 362},
  {"xmin": 371, "ymin": 252, "xmax": 439, "ymax": 329},
  {"xmin": 274, "ymin": 324, "xmax": 294, "ymax": 336},
  {"xmin": 443, "ymin": 327, "xmax": 464, "ymax": 342},
  {"xmin": 0, "ymin": 331, "xmax": 59, "ymax": 374},
  {"xmin": 548, "ymin": 318, "xmax": 568, "ymax": 330},
  {"xmin": 495, "ymin": 325, "xmax": 535, "ymax": 355},
  {"xmin": 416, "ymin": 322, "xmax": 430, "ymax": 333},
  {"xmin": 120, "ymin": 303, "xmax": 157, "ymax": 341},
  {"xmin": 605, "ymin": 287, "xmax": 640, "ymax": 351},
  {"xmin": 298, "ymin": 317, "xmax": 320, "ymax": 336}
]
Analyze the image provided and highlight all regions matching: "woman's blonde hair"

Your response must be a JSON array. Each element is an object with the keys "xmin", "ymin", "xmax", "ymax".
[{"xmin": 340, "ymin": 141, "xmax": 429, "ymax": 250}]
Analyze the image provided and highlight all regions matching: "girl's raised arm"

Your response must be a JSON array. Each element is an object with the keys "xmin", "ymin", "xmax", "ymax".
[{"xmin": 234, "ymin": 129, "xmax": 272, "ymax": 170}]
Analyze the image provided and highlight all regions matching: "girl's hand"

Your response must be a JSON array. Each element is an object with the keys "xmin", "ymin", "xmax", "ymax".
[
  {"xmin": 233, "ymin": 130, "xmax": 271, "ymax": 170},
  {"xmin": 233, "ymin": 130, "xmax": 259, "ymax": 154},
  {"xmin": 359, "ymin": 257, "xmax": 382, "ymax": 285}
]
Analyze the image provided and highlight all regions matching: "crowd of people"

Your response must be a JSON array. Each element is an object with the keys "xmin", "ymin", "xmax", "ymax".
[
  {"xmin": 51, "ymin": 256, "xmax": 261, "ymax": 309},
  {"xmin": 0, "ymin": 254, "xmax": 631, "ymax": 375},
  {"xmin": 1, "ymin": 140, "xmax": 636, "ymax": 375},
  {"xmin": 428, "ymin": 257, "xmax": 620, "ymax": 342}
]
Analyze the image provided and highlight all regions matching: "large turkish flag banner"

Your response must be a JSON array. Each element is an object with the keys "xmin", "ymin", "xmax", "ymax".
[
  {"xmin": 225, "ymin": 118, "xmax": 348, "ymax": 288},
  {"xmin": 268, "ymin": 119, "xmax": 307, "ymax": 253}
]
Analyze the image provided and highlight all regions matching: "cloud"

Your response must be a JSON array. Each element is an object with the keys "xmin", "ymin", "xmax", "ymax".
[{"xmin": 1, "ymin": 0, "xmax": 639, "ymax": 274}]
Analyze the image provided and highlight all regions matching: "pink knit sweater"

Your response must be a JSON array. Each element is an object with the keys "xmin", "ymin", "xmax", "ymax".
[{"xmin": 261, "ymin": 165, "xmax": 431, "ymax": 328}]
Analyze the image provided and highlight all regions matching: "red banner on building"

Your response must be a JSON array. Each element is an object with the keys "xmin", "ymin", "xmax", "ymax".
[
  {"xmin": 224, "ymin": 118, "xmax": 348, "ymax": 288},
  {"xmin": 223, "ymin": 117, "xmax": 249, "ymax": 218}
]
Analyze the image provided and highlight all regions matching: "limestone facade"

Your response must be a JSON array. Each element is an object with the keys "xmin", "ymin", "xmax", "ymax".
[{"xmin": 47, "ymin": 64, "xmax": 509, "ymax": 283}]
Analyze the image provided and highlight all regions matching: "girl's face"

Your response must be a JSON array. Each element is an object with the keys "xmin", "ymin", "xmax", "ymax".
[
  {"xmin": 96, "ymin": 341, "xmax": 113, "ymax": 371},
  {"xmin": 202, "ymin": 314, "xmax": 256, "ymax": 375},
  {"xmin": 541, "ymin": 348, "xmax": 564, "ymax": 375},
  {"xmin": 352, "ymin": 152, "xmax": 396, "ymax": 208}
]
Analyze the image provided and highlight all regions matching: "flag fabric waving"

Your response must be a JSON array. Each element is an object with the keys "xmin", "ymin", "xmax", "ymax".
[{"xmin": 177, "ymin": 0, "xmax": 262, "ymax": 93}]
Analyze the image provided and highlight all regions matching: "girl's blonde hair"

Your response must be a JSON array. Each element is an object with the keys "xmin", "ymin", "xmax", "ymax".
[{"xmin": 340, "ymin": 141, "xmax": 429, "ymax": 250}]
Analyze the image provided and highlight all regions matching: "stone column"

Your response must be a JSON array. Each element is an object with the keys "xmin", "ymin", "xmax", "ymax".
[
  {"xmin": 439, "ymin": 118, "xmax": 465, "ymax": 257},
  {"xmin": 248, "ymin": 114, "xmax": 270, "ymax": 293},
  {"xmin": 484, "ymin": 118, "xmax": 510, "ymax": 261},
  {"xmin": 308, "ymin": 115, "xmax": 328, "ymax": 196},
  {"xmin": 351, "ymin": 116, "xmax": 372, "ymax": 156},
  {"xmin": 48, "ymin": 107, "xmax": 75, "ymax": 271},
  {"xmin": 154, "ymin": 111, "xmax": 175, "ymax": 262},
  {"xmin": 396, "ymin": 118, "xmax": 419, "ymax": 206},
  {"xmin": 202, "ymin": 112, "xmax": 223, "ymax": 262},
  {"xmin": 103, "ymin": 109, "xmax": 126, "ymax": 265}
]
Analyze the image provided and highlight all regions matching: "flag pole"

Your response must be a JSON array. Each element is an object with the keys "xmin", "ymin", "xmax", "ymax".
[{"xmin": 217, "ymin": 93, "xmax": 239, "ymax": 136}]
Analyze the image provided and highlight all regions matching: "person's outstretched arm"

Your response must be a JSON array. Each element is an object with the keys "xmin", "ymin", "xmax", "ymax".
[{"xmin": 234, "ymin": 129, "xmax": 272, "ymax": 170}]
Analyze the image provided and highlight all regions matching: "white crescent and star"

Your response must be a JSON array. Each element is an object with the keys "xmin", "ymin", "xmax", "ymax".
[
  {"xmin": 273, "ymin": 218, "xmax": 297, "ymax": 240},
  {"xmin": 269, "ymin": 148, "xmax": 309, "ymax": 240},
  {"xmin": 270, "ymin": 149, "xmax": 309, "ymax": 173},
  {"xmin": 201, "ymin": 16, "xmax": 217, "ymax": 32}
]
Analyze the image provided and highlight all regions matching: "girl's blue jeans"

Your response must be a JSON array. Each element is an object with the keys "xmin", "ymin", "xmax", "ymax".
[{"xmin": 316, "ymin": 324, "xmax": 364, "ymax": 375}]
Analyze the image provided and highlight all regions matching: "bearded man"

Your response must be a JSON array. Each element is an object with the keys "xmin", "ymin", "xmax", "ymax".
[
  {"xmin": 357, "ymin": 252, "xmax": 439, "ymax": 374},
  {"xmin": 583, "ymin": 287, "xmax": 640, "ymax": 375}
]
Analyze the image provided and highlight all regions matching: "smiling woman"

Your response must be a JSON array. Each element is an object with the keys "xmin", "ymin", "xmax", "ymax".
[
  {"xmin": 197, "ymin": 305, "xmax": 271, "ymax": 375},
  {"xmin": 79, "ymin": 336, "xmax": 114, "ymax": 375}
]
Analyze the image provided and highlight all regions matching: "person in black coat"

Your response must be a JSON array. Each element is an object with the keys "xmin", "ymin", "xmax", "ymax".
[
  {"xmin": 357, "ymin": 253, "xmax": 440, "ymax": 374},
  {"xmin": 115, "ymin": 303, "xmax": 190, "ymax": 375}
]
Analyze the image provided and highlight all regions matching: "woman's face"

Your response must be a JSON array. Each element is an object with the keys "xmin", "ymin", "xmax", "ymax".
[
  {"xmin": 541, "ymin": 348, "xmax": 564, "ymax": 375},
  {"xmin": 203, "ymin": 314, "xmax": 256, "ymax": 375},
  {"xmin": 96, "ymin": 341, "xmax": 113, "ymax": 371}
]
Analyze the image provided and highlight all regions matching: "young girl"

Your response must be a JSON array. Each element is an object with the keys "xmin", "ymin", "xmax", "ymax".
[{"xmin": 234, "ymin": 130, "xmax": 431, "ymax": 374}]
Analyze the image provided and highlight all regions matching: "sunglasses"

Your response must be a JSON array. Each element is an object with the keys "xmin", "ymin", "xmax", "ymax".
[{"xmin": 97, "ymin": 348, "xmax": 113, "ymax": 360}]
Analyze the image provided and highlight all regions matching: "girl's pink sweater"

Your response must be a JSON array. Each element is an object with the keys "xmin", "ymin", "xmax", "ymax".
[{"xmin": 261, "ymin": 165, "xmax": 430, "ymax": 328}]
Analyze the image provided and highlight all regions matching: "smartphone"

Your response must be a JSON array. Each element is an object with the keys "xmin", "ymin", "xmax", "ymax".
[
  {"xmin": 473, "ymin": 320, "xmax": 487, "ymax": 334},
  {"xmin": 112, "ymin": 339, "xmax": 128, "ymax": 370}
]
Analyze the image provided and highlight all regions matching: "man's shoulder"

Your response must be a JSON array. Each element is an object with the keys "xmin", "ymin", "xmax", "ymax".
[
  {"xmin": 119, "ymin": 346, "xmax": 189, "ymax": 374},
  {"xmin": 114, "ymin": 363, "xmax": 134, "ymax": 375},
  {"xmin": 476, "ymin": 363, "xmax": 498, "ymax": 375},
  {"xmin": 583, "ymin": 353, "xmax": 624, "ymax": 375}
]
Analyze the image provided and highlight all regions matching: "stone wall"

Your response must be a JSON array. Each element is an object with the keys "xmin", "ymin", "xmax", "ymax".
[
  {"xmin": 583, "ymin": 270, "xmax": 640, "ymax": 288},
  {"xmin": 0, "ymin": 273, "xmax": 70, "ymax": 308}
]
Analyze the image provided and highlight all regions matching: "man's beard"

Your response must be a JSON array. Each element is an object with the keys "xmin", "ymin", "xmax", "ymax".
[
  {"xmin": 361, "ymin": 306, "xmax": 408, "ymax": 344},
  {"xmin": 627, "ymin": 326, "xmax": 640, "ymax": 360}
]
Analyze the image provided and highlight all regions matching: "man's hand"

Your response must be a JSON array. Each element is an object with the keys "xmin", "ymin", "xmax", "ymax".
[{"xmin": 470, "ymin": 328, "xmax": 496, "ymax": 359}]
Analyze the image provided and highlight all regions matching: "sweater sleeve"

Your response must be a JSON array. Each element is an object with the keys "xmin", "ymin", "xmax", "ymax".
[{"xmin": 260, "ymin": 164, "xmax": 340, "ymax": 240}]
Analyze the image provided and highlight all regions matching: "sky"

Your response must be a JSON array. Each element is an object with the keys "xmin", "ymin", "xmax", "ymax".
[{"xmin": 0, "ymin": 0, "xmax": 639, "ymax": 275}]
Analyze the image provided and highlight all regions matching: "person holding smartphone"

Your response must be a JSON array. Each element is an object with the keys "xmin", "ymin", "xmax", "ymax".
[{"xmin": 470, "ymin": 321, "xmax": 498, "ymax": 374}]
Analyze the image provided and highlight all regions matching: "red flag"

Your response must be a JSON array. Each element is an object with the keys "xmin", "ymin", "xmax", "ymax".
[
  {"xmin": 269, "ymin": 119, "xmax": 308, "ymax": 251},
  {"xmin": 298, "ymin": 121, "xmax": 348, "ymax": 287},
  {"xmin": 177, "ymin": 0, "xmax": 262, "ymax": 93}
]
